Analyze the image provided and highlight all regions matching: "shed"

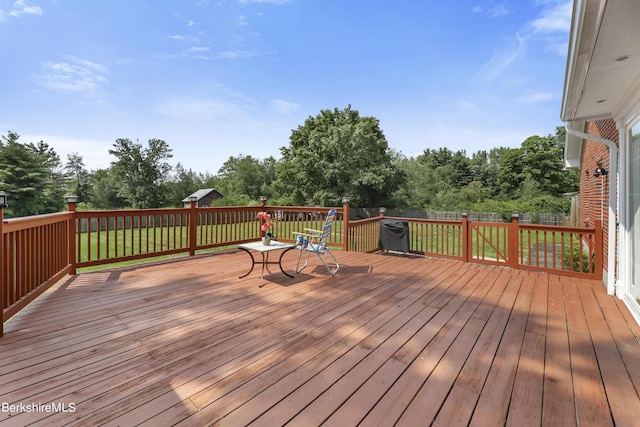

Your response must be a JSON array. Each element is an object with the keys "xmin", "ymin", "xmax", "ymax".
[{"xmin": 182, "ymin": 189, "xmax": 224, "ymax": 207}]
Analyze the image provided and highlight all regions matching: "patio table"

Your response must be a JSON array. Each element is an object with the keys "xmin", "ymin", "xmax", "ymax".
[{"xmin": 237, "ymin": 241, "xmax": 296, "ymax": 287}]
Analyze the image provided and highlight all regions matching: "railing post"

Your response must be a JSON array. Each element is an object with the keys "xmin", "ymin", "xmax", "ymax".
[
  {"xmin": 509, "ymin": 212, "xmax": 520, "ymax": 269},
  {"xmin": 0, "ymin": 193, "xmax": 6, "ymax": 337},
  {"xmin": 461, "ymin": 211, "xmax": 469, "ymax": 263},
  {"xmin": 188, "ymin": 197, "xmax": 197, "ymax": 256},
  {"xmin": 65, "ymin": 196, "xmax": 79, "ymax": 275},
  {"xmin": 594, "ymin": 219, "xmax": 603, "ymax": 278},
  {"xmin": 342, "ymin": 197, "xmax": 350, "ymax": 251}
]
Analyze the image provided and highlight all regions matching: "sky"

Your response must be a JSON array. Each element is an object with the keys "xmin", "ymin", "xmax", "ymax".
[{"xmin": 0, "ymin": 0, "xmax": 573, "ymax": 175}]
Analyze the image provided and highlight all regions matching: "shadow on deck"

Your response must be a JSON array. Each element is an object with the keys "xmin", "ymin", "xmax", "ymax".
[{"xmin": 1, "ymin": 250, "xmax": 639, "ymax": 426}]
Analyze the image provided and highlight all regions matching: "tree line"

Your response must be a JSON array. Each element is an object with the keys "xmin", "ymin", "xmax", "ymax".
[{"xmin": 0, "ymin": 106, "xmax": 578, "ymax": 219}]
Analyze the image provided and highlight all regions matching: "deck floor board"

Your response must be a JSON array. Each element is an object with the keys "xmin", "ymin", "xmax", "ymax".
[{"xmin": 1, "ymin": 250, "xmax": 639, "ymax": 426}]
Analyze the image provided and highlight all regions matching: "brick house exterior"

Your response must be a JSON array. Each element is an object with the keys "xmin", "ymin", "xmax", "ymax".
[
  {"xmin": 577, "ymin": 120, "xmax": 618, "ymax": 274},
  {"xmin": 561, "ymin": 0, "xmax": 640, "ymax": 325}
]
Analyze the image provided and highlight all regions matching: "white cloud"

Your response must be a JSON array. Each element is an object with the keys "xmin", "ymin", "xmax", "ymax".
[
  {"xmin": 23, "ymin": 133, "xmax": 113, "ymax": 170},
  {"xmin": 527, "ymin": 1, "xmax": 572, "ymax": 54},
  {"xmin": 154, "ymin": 97, "xmax": 252, "ymax": 121},
  {"xmin": 488, "ymin": 4, "xmax": 509, "ymax": 18},
  {"xmin": 216, "ymin": 49, "xmax": 259, "ymax": 59},
  {"xmin": 474, "ymin": 33, "xmax": 526, "ymax": 82},
  {"xmin": 517, "ymin": 91, "xmax": 556, "ymax": 104},
  {"xmin": 457, "ymin": 101, "xmax": 477, "ymax": 110},
  {"xmin": 33, "ymin": 57, "xmax": 109, "ymax": 98},
  {"xmin": 269, "ymin": 99, "xmax": 299, "ymax": 114},
  {"xmin": 386, "ymin": 122, "xmax": 533, "ymax": 158},
  {"xmin": 474, "ymin": 1, "xmax": 571, "ymax": 81},
  {"xmin": 188, "ymin": 46, "xmax": 210, "ymax": 52},
  {"xmin": 1, "ymin": 0, "xmax": 41, "ymax": 22},
  {"xmin": 168, "ymin": 33, "xmax": 200, "ymax": 43},
  {"xmin": 530, "ymin": 1, "xmax": 572, "ymax": 33},
  {"xmin": 8, "ymin": 0, "xmax": 42, "ymax": 17}
]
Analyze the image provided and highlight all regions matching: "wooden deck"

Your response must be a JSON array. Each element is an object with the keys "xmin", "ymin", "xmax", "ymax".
[{"xmin": 1, "ymin": 250, "xmax": 640, "ymax": 426}]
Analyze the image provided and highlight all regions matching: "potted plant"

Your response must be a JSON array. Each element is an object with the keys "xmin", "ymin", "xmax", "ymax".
[{"xmin": 257, "ymin": 211, "xmax": 275, "ymax": 245}]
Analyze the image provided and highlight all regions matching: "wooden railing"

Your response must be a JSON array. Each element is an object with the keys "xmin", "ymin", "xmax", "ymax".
[
  {"xmin": 348, "ymin": 214, "xmax": 602, "ymax": 279},
  {"xmin": 1, "ymin": 212, "xmax": 73, "ymax": 336},
  {"xmin": 73, "ymin": 204, "xmax": 347, "ymax": 270},
  {"xmin": 1, "ymin": 202, "xmax": 601, "ymax": 337}
]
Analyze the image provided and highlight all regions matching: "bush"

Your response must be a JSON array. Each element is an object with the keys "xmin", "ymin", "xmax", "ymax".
[
  {"xmin": 565, "ymin": 245, "xmax": 594, "ymax": 273},
  {"xmin": 520, "ymin": 195, "xmax": 570, "ymax": 216},
  {"xmin": 470, "ymin": 199, "xmax": 519, "ymax": 222}
]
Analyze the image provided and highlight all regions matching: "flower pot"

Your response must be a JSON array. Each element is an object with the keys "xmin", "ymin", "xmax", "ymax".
[{"xmin": 262, "ymin": 237, "xmax": 271, "ymax": 246}]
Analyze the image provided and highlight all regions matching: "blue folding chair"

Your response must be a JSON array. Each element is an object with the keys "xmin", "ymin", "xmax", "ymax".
[{"xmin": 292, "ymin": 209, "xmax": 340, "ymax": 276}]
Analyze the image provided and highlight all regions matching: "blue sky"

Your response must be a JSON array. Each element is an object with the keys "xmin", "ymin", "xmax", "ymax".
[{"xmin": 0, "ymin": 0, "xmax": 572, "ymax": 174}]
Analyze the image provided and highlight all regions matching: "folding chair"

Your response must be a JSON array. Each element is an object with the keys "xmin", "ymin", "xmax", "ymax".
[{"xmin": 292, "ymin": 208, "xmax": 340, "ymax": 276}]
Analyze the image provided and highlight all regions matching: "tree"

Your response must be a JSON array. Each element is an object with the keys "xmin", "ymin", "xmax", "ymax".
[
  {"xmin": 393, "ymin": 155, "xmax": 438, "ymax": 209},
  {"xmin": 164, "ymin": 163, "xmax": 211, "ymax": 207},
  {"xmin": 0, "ymin": 131, "xmax": 64, "ymax": 217},
  {"xmin": 496, "ymin": 147, "xmax": 524, "ymax": 197},
  {"xmin": 415, "ymin": 148, "xmax": 473, "ymax": 198},
  {"xmin": 89, "ymin": 168, "xmax": 127, "ymax": 209},
  {"xmin": 216, "ymin": 155, "xmax": 277, "ymax": 202},
  {"xmin": 497, "ymin": 133, "xmax": 578, "ymax": 198},
  {"xmin": 108, "ymin": 138, "xmax": 173, "ymax": 208},
  {"xmin": 469, "ymin": 149, "xmax": 502, "ymax": 197},
  {"xmin": 275, "ymin": 106, "xmax": 406, "ymax": 207},
  {"xmin": 30, "ymin": 139, "xmax": 66, "ymax": 213},
  {"xmin": 431, "ymin": 181, "xmax": 490, "ymax": 210},
  {"xmin": 520, "ymin": 134, "xmax": 573, "ymax": 196},
  {"xmin": 65, "ymin": 153, "xmax": 93, "ymax": 204}
]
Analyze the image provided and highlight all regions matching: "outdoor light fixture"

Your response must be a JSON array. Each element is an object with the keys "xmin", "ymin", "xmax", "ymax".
[
  {"xmin": 188, "ymin": 196, "xmax": 198, "ymax": 202},
  {"xmin": 0, "ymin": 193, "xmax": 7, "ymax": 208},
  {"xmin": 65, "ymin": 195, "xmax": 79, "ymax": 204},
  {"xmin": 342, "ymin": 196, "xmax": 350, "ymax": 204},
  {"xmin": 511, "ymin": 211, "xmax": 520, "ymax": 219},
  {"xmin": 379, "ymin": 207, "xmax": 387, "ymax": 214},
  {"xmin": 593, "ymin": 166, "xmax": 608, "ymax": 177},
  {"xmin": 259, "ymin": 196, "xmax": 268, "ymax": 202}
]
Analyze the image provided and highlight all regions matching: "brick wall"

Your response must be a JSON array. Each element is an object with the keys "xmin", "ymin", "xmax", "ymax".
[{"xmin": 579, "ymin": 119, "xmax": 619, "ymax": 270}]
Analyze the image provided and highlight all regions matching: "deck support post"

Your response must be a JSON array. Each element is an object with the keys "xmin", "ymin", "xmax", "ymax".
[
  {"xmin": 66, "ymin": 197, "xmax": 78, "ymax": 276},
  {"xmin": 509, "ymin": 212, "xmax": 520, "ymax": 269},
  {"xmin": 342, "ymin": 197, "xmax": 350, "ymax": 251},
  {"xmin": 461, "ymin": 211, "xmax": 469, "ymax": 263},
  {"xmin": 189, "ymin": 198, "xmax": 197, "ymax": 256}
]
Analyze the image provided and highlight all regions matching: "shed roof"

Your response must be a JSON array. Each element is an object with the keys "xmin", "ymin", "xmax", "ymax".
[{"xmin": 182, "ymin": 188, "xmax": 224, "ymax": 203}]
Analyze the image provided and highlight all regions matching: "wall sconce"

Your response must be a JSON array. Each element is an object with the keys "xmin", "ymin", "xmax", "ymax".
[
  {"xmin": 65, "ymin": 195, "xmax": 79, "ymax": 204},
  {"xmin": 593, "ymin": 166, "xmax": 608, "ymax": 177},
  {"xmin": 0, "ymin": 193, "xmax": 7, "ymax": 208}
]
